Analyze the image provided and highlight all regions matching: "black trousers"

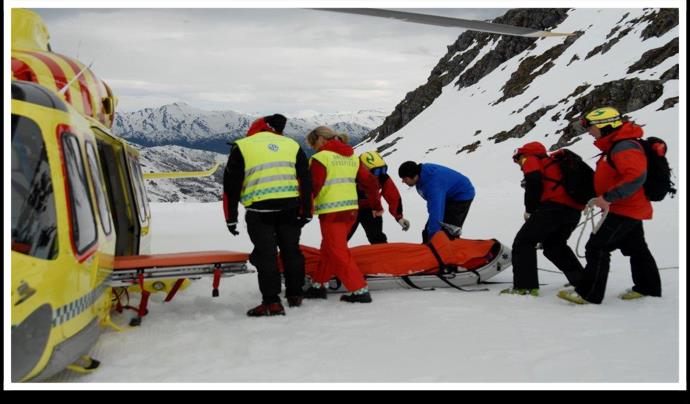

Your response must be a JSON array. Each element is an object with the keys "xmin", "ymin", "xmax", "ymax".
[
  {"xmin": 512, "ymin": 202, "xmax": 584, "ymax": 289},
  {"xmin": 347, "ymin": 207, "xmax": 387, "ymax": 244},
  {"xmin": 245, "ymin": 208, "xmax": 305, "ymax": 304},
  {"xmin": 575, "ymin": 212, "xmax": 661, "ymax": 304},
  {"xmin": 422, "ymin": 199, "xmax": 473, "ymax": 243}
]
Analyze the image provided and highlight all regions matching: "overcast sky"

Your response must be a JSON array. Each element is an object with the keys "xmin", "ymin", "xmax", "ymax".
[{"xmin": 32, "ymin": 8, "xmax": 509, "ymax": 115}]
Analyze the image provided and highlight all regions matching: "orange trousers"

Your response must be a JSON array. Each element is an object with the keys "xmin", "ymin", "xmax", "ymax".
[{"xmin": 313, "ymin": 212, "xmax": 367, "ymax": 292}]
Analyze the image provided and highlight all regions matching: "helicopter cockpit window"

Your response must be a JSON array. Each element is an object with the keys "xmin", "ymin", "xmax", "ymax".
[
  {"xmin": 61, "ymin": 133, "xmax": 98, "ymax": 255},
  {"xmin": 11, "ymin": 114, "xmax": 58, "ymax": 260},
  {"xmin": 85, "ymin": 142, "xmax": 113, "ymax": 235}
]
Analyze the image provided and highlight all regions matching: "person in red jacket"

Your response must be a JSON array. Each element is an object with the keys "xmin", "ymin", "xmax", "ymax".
[
  {"xmin": 558, "ymin": 107, "xmax": 661, "ymax": 305},
  {"xmin": 347, "ymin": 151, "xmax": 409, "ymax": 244},
  {"xmin": 303, "ymin": 126, "xmax": 383, "ymax": 303},
  {"xmin": 501, "ymin": 142, "xmax": 586, "ymax": 296}
]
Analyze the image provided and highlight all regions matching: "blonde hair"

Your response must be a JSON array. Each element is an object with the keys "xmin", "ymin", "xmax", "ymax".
[{"xmin": 306, "ymin": 126, "xmax": 349, "ymax": 148}]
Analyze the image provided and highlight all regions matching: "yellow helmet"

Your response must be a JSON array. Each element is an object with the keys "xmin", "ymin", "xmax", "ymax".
[{"xmin": 582, "ymin": 107, "xmax": 623, "ymax": 129}]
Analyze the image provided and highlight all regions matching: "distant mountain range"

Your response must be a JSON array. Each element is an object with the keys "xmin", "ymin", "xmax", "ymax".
[{"xmin": 112, "ymin": 103, "xmax": 386, "ymax": 154}]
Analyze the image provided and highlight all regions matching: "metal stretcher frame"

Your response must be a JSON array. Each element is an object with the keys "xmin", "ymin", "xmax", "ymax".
[{"xmin": 110, "ymin": 251, "xmax": 250, "ymax": 325}]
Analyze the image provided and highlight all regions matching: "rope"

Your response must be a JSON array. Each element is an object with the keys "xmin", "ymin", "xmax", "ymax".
[{"xmin": 574, "ymin": 199, "xmax": 608, "ymax": 258}]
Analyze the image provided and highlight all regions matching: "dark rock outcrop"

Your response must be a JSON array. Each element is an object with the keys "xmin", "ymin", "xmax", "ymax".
[
  {"xmin": 488, "ymin": 105, "xmax": 555, "ymax": 143},
  {"xmin": 660, "ymin": 64, "xmax": 678, "ymax": 82},
  {"xmin": 657, "ymin": 96, "xmax": 678, "ymax": 111},
  {"xmin": 627, "ymin": 38, "xmax": 678, "ymax": 73},
  {"xmin": 551, "ymin": 78, "xmax": 664, "ymax": 150},
  {"xmin": 585, "ymin": 27, "xmax": 632, "ymax": 59},
  {"xmin": 365, "ymin": 9, "xmax": 570, "ymax": 143},
  {"xmin": 640, "ymin": 8, "xmax": 679, "ymax": 40},
  {"xmin": 457, "ymin": 140, "xmax": 481, "ymax": 154}
]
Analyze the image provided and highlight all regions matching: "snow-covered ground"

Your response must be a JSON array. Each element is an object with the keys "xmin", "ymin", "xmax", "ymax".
[
  {"xmin": 44, "ymin": 190, "xmax": 681, "ymax": 386},
  {"xmin": 38, "ymin": 7, "xmax": 683, "ymax": 388}
]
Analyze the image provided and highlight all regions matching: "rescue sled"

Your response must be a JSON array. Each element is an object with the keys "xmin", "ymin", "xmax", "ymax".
[
  {"xmin": 286, "ymin": 232, "xmax": 512, "ymax": 292},
  {"xmin": 111, "ymin": 250, "xmax": 250, "ymax": 325}
]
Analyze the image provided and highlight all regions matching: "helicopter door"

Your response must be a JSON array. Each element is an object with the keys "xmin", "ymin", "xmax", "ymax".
[{"xmin": 93, "ymin": 132, "xmax": 140, "ymax": 256}]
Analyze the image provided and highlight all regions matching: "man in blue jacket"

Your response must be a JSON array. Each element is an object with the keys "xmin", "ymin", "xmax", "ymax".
[{"xmin": 398, "ymin": 161, "xmax": 475, "ymax": 243}]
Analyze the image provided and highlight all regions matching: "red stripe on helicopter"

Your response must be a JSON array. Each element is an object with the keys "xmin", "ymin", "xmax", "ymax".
[
  {"xmin": 54, "ymin": 53, "xmax": 94, "ymax": 117},
  {"xmin": 11, "ymin": 57, "xmax": 38, "ymax": 82},
  {"xmin": 21, "ymin": 50, "xmax": 73, "ymax": 104},
  {"xmin": 81, "ymin": 66, "xmax": 107, "ymax": 125}
]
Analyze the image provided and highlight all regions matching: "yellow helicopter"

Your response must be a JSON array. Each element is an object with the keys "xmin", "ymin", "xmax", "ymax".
[
  {"xmin": 9, "ymin": 8, "xmax": 571, "ymax": 383},
  {"xmin": 10, "ymin": 8, "xmax": 248, "ymax": 382}
]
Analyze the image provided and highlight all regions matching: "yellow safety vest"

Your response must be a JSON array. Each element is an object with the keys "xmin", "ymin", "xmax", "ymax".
[
  {"xmin": 235, "ymin": 132, "xmax": 300, "ymax": 207},
  {"xmin": 310, "ymin": 150, "xmax": 359, "ymax": 215}
]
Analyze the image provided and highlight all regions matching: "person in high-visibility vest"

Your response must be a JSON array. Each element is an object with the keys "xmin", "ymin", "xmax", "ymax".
[
  {"xmin": 349, "ymin": 151, "xmax": 409, "ymax": 244},
  {"xmin": 223, "ymin": 114, "xmax": 312, "ymax": 316},
  {"xmin": 304, "ymin": 126, "xmax": 383, "ymax": 303}
]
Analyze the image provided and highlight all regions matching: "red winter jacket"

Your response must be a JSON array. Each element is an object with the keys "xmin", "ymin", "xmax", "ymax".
[
  {"xmin": 357, "ymin": 173, "xmax": 403, "ymax": 220},
  {"xmin": 593, "ymin": 122, "xmax": 652, "ymax": 220},
  {"xmin": 516, "ymin": 142, "xmax": 585, "ymax": 212},
  {"xmin": 310, "ymin": 139, "xmax": 383, "ymax": 222}
]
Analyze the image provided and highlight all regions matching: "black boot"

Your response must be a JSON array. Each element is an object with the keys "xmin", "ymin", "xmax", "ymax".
[
  {"xmin": 340, "ymin": 291, "xmax": 372, "ymax": 303},
  {"xmin": 304, "ymin": 286, "xmax": 327, "ymax": 299},
  {"xmin": 246, "ymin": 302, "xmax": 286, "ymax": 317},
  {"xmin": 287, "ymin": 296, "xmax": 303, "ymax": 307}
]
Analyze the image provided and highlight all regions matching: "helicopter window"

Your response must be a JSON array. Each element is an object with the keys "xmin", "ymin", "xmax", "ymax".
[
  {"xmin": 85, "ymin": 142, "xmax": 113, "ymax": 235},
  {"xmin": 61, "ymin": 133, "xmax": 98, "ymax": 255},
  {"xmin": 128, "ymin": 156, "xmax": 149, "ymax": 223},
  {"xmin": 11, "ymin": 114, "xmax": 58, "ymax": 260}
]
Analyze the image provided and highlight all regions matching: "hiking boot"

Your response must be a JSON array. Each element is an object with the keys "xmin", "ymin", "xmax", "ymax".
[
  {"xmin": 619, "ymin": 288, "xmax": 645, "ymax": 300},
  {"xmin": 500, "ymin": 288, "xmax": 539, "ymax": 297},
  {"xmin": 340, "ymin": 291, "xmax": 372, "ymax": 303},
  {"xmin": 287, "ymin": 296, "xmax": 303, "ymax": 307},
  {"xmin": 304, "ymin": 286, "xmax": 327, "ymax": 299},
  {"xmin": 246, "ymin": 302, "xmax": 285, "ymax": 317},
  {"xmin": 557, "ymin": 290, "xmax": 589, "ymax": 305}
]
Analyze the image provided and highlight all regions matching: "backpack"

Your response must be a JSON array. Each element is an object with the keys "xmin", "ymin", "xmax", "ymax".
[
  {"xmin": 607, "ymin": 137, "xmax": 677, "ymax": 202},
  {"xmin": 544, "ymin": 149, "xmax": 596, "ymax": 205},
  {"xmin": 359, "ymin": 151, "xmax": 388, "ymax": 176}
]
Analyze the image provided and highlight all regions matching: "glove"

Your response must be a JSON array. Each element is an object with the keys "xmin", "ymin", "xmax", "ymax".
[
  {"xmin": 297, "ymin": 216, "xmax": 312, "ymax": 228},
  {"xmin": 226, "ymin": 222, "xmax": 239, "ymax": 236},
  {"xmin": 397, "ymin": 217, "xmax": 410, "ymax": 231},
  {"xmin": 524, "ymin": 212, "xmax": 531, "ymax": 221}
]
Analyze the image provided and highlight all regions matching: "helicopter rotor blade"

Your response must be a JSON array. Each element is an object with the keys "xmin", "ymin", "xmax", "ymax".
[{"xmin": 312, "ymin": 8, "xmax": 574, "ymax": 38}]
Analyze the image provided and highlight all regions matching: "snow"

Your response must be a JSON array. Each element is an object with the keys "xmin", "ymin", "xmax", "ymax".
[
  {"xmin": 43, "ymin": 191, "xmax": 681, "ymax": 387},
  {"xmin": 36, "ymin": 7, "xmax": 684, "ymax": 388}
]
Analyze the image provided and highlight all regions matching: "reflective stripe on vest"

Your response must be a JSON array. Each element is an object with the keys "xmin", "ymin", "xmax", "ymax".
[
  {"xmin": 311, "ymin": 150, "xmax": 359, "ymax": 214},
  {"xmin": 235, "ymin": 132, "xmax": 300, "ymax": 206}
]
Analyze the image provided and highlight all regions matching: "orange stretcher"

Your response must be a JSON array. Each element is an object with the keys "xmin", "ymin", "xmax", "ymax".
[
  {"xmin": 111, "ymin": 250, "xmax": 249, "ymax": 325},
  {"xmin": 282, "ymin": 232, "xmax": 512, "ymax": 292}
]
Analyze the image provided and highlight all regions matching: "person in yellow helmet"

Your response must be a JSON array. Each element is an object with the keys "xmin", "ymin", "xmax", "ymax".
[
  {"xmin": 347, "ymin": 151, "xmax": 409, "ymax": 244},
  {"xmin": 558, "ymin": 107, "xmax": 661, "ymax": 305},
  {"xmin": 223, "ymin": 114, "xmax": 312, "ymax": 316}
]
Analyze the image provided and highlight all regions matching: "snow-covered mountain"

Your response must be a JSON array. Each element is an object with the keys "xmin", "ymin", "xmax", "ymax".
[
  {"xmin": 135, "ymin": 144, "xmax": 225, "ymax": 203},
  {"xmin": 136, "ymin": 8, "xmax": 678, "ymax": 208},
  {"xmin": 361, "ymin": 8, "xmax": 678, "ymax": 159},
  {"xmin": 113, "ymin": 104, "xmax": 386, "ymax": 154}
]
